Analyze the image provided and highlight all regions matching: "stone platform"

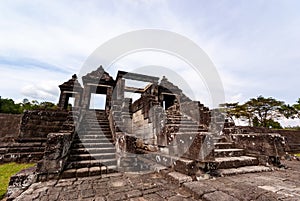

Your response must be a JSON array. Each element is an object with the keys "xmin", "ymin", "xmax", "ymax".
[{"xmin": 6, "ymin": 160, "xmax": 300, "ymax": 201}]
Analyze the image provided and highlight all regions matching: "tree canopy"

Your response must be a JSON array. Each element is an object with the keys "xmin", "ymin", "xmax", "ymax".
[
  {"xmin": 220, "ymin": 96, "xmax": 300, "ymax": 129},
  {"xmin": 293, "ymin": 98, "xmax": 300, "ymax": 118},
  {"xmin": 0, "ymin": 97, "xmax": 58, "ymax": 114}
]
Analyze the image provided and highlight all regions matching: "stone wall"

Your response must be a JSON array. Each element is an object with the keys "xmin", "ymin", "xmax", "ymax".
[
  {"xmin": 232, "ymin": 133, "xmax": 288, "ymax": 165},
  {"xmin": 36, "ymin": 109, "xmax": 78, "ymax": 181},
  {"xmin": 274, "ymin": 129, "xmax": 300, "ymax": 153},
  {"xmin": 179, "ymin": 133, "xmax": 214, "ymax": 161},
  {"xmin": 235, "ymin": 126, "xmax": 300, "ymax": 154},
  {"xmin": 132, "ymin": 109, "xmax": 154, "ymax": 144},
  {"xmin": 180, "ymin": 101, "xmax": 210, "ymax": 126},
  {"xmin": 0, "ymin": 113, "xmax": 22, "ymax": 141},
  {"xmin": 37, "ymin": 132, "xmax": 73, "ymax": 181},
  {"xmin": 0, "ymin": 110, "xmax": 69, "ymax": 164},
  {"xmin": 19, "ymin": 110, "xmax": 69, "ymax": 140}
]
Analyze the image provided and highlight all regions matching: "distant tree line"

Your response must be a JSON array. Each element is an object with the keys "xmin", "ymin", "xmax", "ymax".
[
  {"xmin": 0, "ymin": 97, "xmax": 58, "ymax": 114},
  {"xmin": 220, "ymin": 96, "xmax": 300, "ymax": 129}
]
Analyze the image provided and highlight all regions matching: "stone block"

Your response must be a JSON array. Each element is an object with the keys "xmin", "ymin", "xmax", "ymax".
[
  {"xmin": 89, "ymin": 166, "xmax": 100, "ymax": 176},
  {"xmin": 232, "ymin": 133, "xmax": 287, "ymax": 158},
  {"xmin": 202, "ymin": 191, "xmax": 239, "ymax": 201},
  {"xmin": 61, "ymin": 169, "xmax": 76, "ymax": 179},
  {"xmin": 167, "ymin": 172, "xmax": 192, "ymax": 185},
  {"xmin": 183, "ymin": 181, "xmax": 216, "ymax": 199},
  {"xmin": 76, "ymin": 168, "xmax": 89, "ymax": 178}
]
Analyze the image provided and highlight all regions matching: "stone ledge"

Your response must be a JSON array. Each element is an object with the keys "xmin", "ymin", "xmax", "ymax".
[{"xmin": 166, "ymin": 171, "xmax": 192, "ymax": 185}]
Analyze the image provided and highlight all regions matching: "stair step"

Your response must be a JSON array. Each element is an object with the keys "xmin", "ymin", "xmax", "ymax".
[
  {"xmin": 82, "ymin": 131, "xmax": 112, "ymax": 135},
  {"xmin": 0, "ymin": 148, "xmax": 6, "ymax": 154},
  {"xmin": 214, "ymin": 149, "xmax": 244, "ymax": 157},
  {"xmin": 167, "ymin": 128, "xmax": 207, "ymax": 132},
  {"xmin": 2, "ymin": 152, "xmax": 45, "ymax": 157},
  {"xmin": 73, "ymin": 142, "xmax": 114, "ymax": 148},
  {"xmin": 166, "ymin": 124, "xmax": 206, "ymax": 128},
  {"xmin": 86, "ymin": 128, "xmax": 111, "ymax": 131},
  {"xmin": 214, "ymin": 156, "xmax": 259, "ymax": 169},
  {"xmin": 1, "ymin": 152, "xmax": 44, "ymax": 163},
  {"xmin": 216, "ymin": 166, "xmax": 272, "ymax": 176},
  {"xmin": 83, "ymin": 125, "xmax": 110, "ymax": 129},
  {"xmin": 214, "ymin": 142, "xmax": 233, "ymax": 149},
  {"xmin": 82, "ymin": 122, "xmax": 109, "ymax": 126},
  {"xmin": 3, "ymin": 142, "xmax": 45, "ymax": 147},
  {"xmin": 78, "ymin": 135, "xmax": 113, "ymax": 139},
  {"xmin": 74, "ymin": 138, "xmax": 113, "ymax": 143},
  {"xmin": 69, "ymin": 153, "xmax": 116, "ymax": 161},
  {"xmin": 83, "ymin": 119, "xmax": 109, "ymax": 122},
  {"xmin": 61, "ymin": 165, "xmax": 117, "ymax": 178},
  {"xmin": 6, "ymin": 147, "xmax": 45, "ymax": 153},
  {"xmin": 71, "ymin": 147, "xmax": 116, "ymax": 154},
  {"xmin": 16, "ymin": 138, "xmax": 47, "ymax": 143},
  {"xmin": 171, "ymin": 131, "xmax": 209, "ymax": 135},
  {"xmin": 167, "ymin": 120, "xmax": 197, "ymax": 124},
  {"xmin": 212, "ymin": 137, "xmax": 228, "ymax": 142},
  {"xmin": 67, "ymin": 159, "xmax": 117, "ymax": 169}
]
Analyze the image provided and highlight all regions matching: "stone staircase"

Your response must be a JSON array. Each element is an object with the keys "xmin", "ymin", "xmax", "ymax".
[
  {"xmin": 162, "ymin": 108, "xmax": 272, "ymax": 177},
  {"xmin": 164, "ymin": 109, "xmax": 208, "ymax": 143},
  {"xmin": 61, "ymin": 110, "xmax": 117, "ymax": 178},
  {"xmin": 212, "ymin": 136, "xmax": 272, "ymax": 176},
  {"xmin": 0, "ymin": 140, "xmax": 46, "ymax": 163},
  {"xmin": 0, "ymin": 110, "xmax": 70, "ymax": 164}
]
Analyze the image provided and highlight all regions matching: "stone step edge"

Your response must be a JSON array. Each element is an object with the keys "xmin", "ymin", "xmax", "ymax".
[
  {"xmin": 62, "ymin": 165, "xmax": 118, "ymax": 178},
  {"xmin": 216, "ymin": 165, "xmax": 272, "ymax": 176},
  {"xmin": 214, "ymin": 148, "xmax": 244, "ymax": 152},
  {"xmin": 68, "ymin": 158, "xmax": 117, "ymax": 164},
  {"xmin": 70, "ymin": 153, "xmax": 116, "ymax": 157}
]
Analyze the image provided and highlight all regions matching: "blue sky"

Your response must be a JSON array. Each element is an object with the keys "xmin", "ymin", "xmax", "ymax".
[{"xmin": 0, "ymin": 0, "xmax": 299, "ymax": 124}]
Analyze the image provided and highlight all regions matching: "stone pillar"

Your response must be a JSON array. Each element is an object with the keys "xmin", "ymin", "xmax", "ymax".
[
  {"xmin": 82, "ymin": 85, "xmax": 91, "ymax": 110},
  {"xmin": 106, "ymin": 87, "xmax": 113, "ymax": 113},
  {"xmin": 116, "ymin": 79, "xmax": 125, "ymax": 100},
  {"xmin": 74, "ymin": 92, "xmax": 82, "ymax": 108},
  {"xmin": 58, "ymin": 91, "xmax": 68, "ymax": 109}
]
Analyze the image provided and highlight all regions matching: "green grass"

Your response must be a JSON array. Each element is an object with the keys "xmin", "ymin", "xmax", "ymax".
[
  {"xmin": 0, "ymin": 163, "xmax": 35, "ymax": 200},
  {"xmin": 295, "ymin": 153, "xmax": 300, "ymax": 157}
]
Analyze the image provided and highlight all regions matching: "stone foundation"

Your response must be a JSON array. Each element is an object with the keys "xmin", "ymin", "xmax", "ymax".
[
  {"xmin": 20, "ymin": 110, "xmax": 69, "ymax": 140},
  {"xmin": 231, "ymin": 133, "xmax": 288, "ymax": 165},
  {"xmin": 0, "ymin": 113, "xmax": 22, "ymax": 141}
]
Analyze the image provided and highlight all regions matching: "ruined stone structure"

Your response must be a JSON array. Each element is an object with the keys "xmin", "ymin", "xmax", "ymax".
[
  {"xmin": 0, "ymin": 111, "xmax": 69, "ymax": 163},
  {"xmin": 2, "ymin": 66, "xmax": 297, "ymax": 184},
  {"xmin": 32, "ymin": 65, "xmax": 290, "ymax": 181},
  {"xmin": 3, "ymin": 66, "xmax": 300, "ymax": 201}
]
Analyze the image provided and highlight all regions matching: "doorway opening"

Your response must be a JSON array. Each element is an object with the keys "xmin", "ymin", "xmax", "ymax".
[{"xmin": 89, "ymin": 93, "xmax": 106, "ymax": 110}]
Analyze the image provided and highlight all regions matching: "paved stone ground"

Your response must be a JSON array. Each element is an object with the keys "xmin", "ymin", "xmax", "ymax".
[{"xmin": 9, "ymin": 160, "xmax": 300, "ymax": 201}]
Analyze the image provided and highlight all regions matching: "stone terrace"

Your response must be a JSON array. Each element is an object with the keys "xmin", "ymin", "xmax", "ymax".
[{"xmin": 10, "ymin": 160, "xmax": 300, "ymax": 201}]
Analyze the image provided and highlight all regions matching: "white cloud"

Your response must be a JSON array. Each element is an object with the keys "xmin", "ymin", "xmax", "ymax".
[
  {"xmin": 21, "ymin": 81, "xmax": 59, "ymax": 102},
  {"xmin": 279, "ymin": 118, "xmax": 300, "ymax": 128},
  {"xmin": 0, "ymin": 64, "xmax": 69, "ymax": 103},
  {"xmin": 0, "ymin": 0, "xmax": 299, "ymax": 107}
]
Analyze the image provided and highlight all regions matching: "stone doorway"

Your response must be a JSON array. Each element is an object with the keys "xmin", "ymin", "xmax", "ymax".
[{"xmin": 161, "ymin": 93, "xmax": 177, "ymax": 110}]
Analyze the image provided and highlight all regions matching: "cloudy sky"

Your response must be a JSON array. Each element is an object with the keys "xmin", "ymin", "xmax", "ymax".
[{"xmin": 0, "ymin": 0, "xmax": 299, "ymax": 124}]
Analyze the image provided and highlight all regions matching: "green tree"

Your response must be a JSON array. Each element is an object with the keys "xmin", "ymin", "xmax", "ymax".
[
  {"xmin": 39, "ymin": 102, "xmax": 58, "ymax": 110},
  {"xmin": 279, "ymin": 104, "xmax": 298, "ymax": 119},
  {"xmin": 293, "ymin": 98, "xmax": 300, "ymax": 118},
  {"xmin": 0, "ymin": 98, "xmax": 22, "ymax": 114},
  {"xmin": 221, "ymin": 97, "xmax": 300, "ymax": 129},
  {"xmin": 219, "ymin": 102, "xmax": 250, "ymax": 124},
  {"xmin": 0, "ymin": 97, "xmax": 58, "ymax": 113},
  {"xmin": 243, "ymin": 96, "xmax": 284, "ymax": 127},
  {"xmin": 221, "ymin": 96, "xmax": 289, "ymax": 128}
]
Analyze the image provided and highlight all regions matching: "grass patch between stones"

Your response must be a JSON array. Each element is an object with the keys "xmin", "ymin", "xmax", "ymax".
[{"xmin": 0, "ymin": 162, "xmax": 35, "ymax": 199}]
